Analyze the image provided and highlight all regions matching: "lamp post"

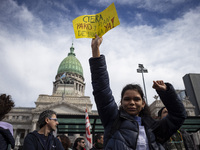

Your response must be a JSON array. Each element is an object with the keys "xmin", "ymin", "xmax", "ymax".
[
  {"xmin": 62, "ymin": 82, "xmax": 66, "ymax": 100},
  {"xmin": 137, "ymin": 64, "xmax": 148, "ymax": 104}
]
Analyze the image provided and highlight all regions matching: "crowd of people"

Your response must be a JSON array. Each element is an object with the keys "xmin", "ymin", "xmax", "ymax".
[
  {"xmin": 0, "ymin": 94, "xmax": 15, "ymax": 150},
  {"xmin": 0, "ymin": 35, "xmax": 198, "ymax": 150},
  {"xmin": 157, "ymin": 107, "xmax": 197, "ymax": 150}
]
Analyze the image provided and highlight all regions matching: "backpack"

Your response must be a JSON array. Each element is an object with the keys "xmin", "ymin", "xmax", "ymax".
[{"xmin": 180, "ymin": 129, "xmax": 196, "ymax": 150}]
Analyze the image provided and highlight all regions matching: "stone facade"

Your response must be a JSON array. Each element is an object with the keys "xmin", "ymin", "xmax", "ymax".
[
  {"xmin": 3, "ymin": 44, "xmax": 93, "ymax": 149},
  {"xmin": 3, "ymin": 44, "xmax": 198, "ymax": 149},
  {"xmin": 149, "ymin": 95, "xmax": 196, "ymax": 118}
]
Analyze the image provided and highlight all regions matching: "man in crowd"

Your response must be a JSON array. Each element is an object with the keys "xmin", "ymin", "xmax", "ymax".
[
  {"xmin": 23, "ymin": 109, "xmax": 64, "ymax": 150},
  {"xmin": 90, "ymin": 133, "xmax": 104, "ymax": 150},
  {"xmin": 158, "ymin": 107, "xmax": 196, "ymax": 150},
  {"xmin": 73, "ymin": 137, "xmax": 85, "ymax": 150}
]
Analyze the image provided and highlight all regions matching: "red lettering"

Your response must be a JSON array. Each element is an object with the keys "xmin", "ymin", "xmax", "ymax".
[
  {"xmin": 104, "ymin": 23, "xmax": 112, "ymax": 32},
  {"xmin": 77, "ymin": 23, "xmax": 92, "ymax": 30},
  {"xmin": 77, "ymin": 23, "xmax": 83, "ymax": 29},
  {"xmin": 111, "ymin": 17, "xmax": 114, "ymax": 28}
]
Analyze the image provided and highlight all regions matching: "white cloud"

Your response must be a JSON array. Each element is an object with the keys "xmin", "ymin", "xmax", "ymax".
[
  {"xmin": 92, "ymin": 6, "xmax": 200, "ymax": 107},
  {"xmin": 93, "ymin": 0, "xmax": 186, "ymax": 13}
]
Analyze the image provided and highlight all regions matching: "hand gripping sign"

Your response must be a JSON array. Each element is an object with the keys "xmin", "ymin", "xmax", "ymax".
[{"xmin": 72, "ymin": 3, "xmax": 120, "ymax": 38}]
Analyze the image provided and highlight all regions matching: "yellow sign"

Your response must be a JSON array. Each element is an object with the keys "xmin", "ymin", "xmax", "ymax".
[{"xmin": 72, "ymin": 3, "xmax": 120, "ymax": 38}]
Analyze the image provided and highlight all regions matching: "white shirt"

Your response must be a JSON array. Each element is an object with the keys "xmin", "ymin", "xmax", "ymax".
[{"xmin": 136, "ymin": 126, "xmax": 149, "ymax": 150}]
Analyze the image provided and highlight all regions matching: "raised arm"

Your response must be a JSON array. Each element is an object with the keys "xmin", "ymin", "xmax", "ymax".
[
  {"xmin": 152, "ymin": 80, "xmax": 186, "ymax": 118},
  {"xmin": 89, "ymin": 35, "xmax": 118, "ymax": 128},
  {"xmin": 152, "ymin": 80, "xmax": 167, "ymax": 91},
  {"xmin": 91, "ymin": 34, "xmax": 103, "ymax": 58},
  {"xmin": 152, "ymin": 80, "xmax": 186, "ymax": 143}
]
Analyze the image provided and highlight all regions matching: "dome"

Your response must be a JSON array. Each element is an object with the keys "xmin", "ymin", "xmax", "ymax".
[{"xmin": 57, "ymin": 44, "xmax": 83, "ymax": 77}]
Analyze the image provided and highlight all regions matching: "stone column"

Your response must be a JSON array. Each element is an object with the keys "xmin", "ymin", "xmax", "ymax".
[
  {"xmin": 31, "ymin": 120, "xmax": 37, "ymax": 131},
  {"xmin": 13, "ymin": 129, "xmax": 17, "ymax": 139},
  {"xmin": 24, "ymin": 129, "xmax": 28, "ymax": 137}
]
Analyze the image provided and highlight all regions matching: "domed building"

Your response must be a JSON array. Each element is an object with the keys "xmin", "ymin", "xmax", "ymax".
[
  {"xmin": 3, "ymin": 44, "xmax": 98, "ymax": 149},
  {"xmin": 53, "ymin": 44, "xmax": 85, "ymax": 97},
  {"xmin": 34, "ymin": 44, "xmax": 92, "ymax": 113},
  {"xmin": 3, "ymin": 45, "xmax": 200, "ymax": 149}
]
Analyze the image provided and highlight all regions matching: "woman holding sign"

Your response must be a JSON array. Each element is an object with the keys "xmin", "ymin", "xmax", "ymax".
[{"xmin": 89, "ymin": 34, "xmax": 186, "ymax": 150}]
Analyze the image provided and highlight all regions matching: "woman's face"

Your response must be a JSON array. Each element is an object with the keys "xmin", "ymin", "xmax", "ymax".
[{"xmin": 121, "ymin": 89, "xmax": 145, "ymax": 116}]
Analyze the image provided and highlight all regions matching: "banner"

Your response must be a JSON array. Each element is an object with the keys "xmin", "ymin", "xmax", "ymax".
[
  {"xmin": 73, "ymin": 3, "xmax": 120, "ymax": 38},
  {"xmin": 85, "ymin": 109, "xmax": 92, "ymax": 150}
]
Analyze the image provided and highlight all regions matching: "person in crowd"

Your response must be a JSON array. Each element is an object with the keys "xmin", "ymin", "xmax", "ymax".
[
  {"xmin": 158, "ymin": 106, "xmax": 196, "ymax": 150},
  {"xmin": 23, "ymin": 109, "xmax": 64, "ymax": 150},
  {"xmin": 57, "ymin": 134, "xmax": 72, "ymax": 150},
  {"xmin": 72, "ymin": 137, "xmax": 86, "ymax": 150},
  {"xmin": 90, "ymin": 133, "xmax": 104, "ymax": 150},
  {"xmin": 0, "ymin": 94, "xmax": 15, "ymax": 150},
  {"xmin": 89, "ymin": 34, "xmax": 187, "ymax": 150}
]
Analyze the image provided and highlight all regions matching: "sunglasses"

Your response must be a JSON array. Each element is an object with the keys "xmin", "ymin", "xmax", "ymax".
[{"xmin": 49, "ymin": 118, "xmax": 58, "ymax": 122}]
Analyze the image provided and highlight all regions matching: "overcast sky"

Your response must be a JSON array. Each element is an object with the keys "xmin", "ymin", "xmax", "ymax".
[{"xmin": 0, "ymin": 0, "xmax": 199, "ymax": 110}]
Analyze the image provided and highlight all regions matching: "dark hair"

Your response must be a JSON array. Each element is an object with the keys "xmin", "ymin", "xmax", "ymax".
[
  {"xmin": 73, "ymin": 137, "xmax": 84, "ymax": 149},
  {"xmin": 57, "ymin": 134, "xmax": 71, "ymax": 150},
  {"xmin": 37, "ymin": 110, "xmax": 56, "ymax": 129},
  {"xmin": 121, "ymin": 84, "xmax": 144, "ymax": 100},
  {"xmin": 120, "ymin": 84, "xmax": 151, "ymax": 117},
  {"xmin": 0, "ymin": 94, "xmax": 15, "ymax": 120},
  {"xmin": 94, "ymin": 133, "xmax": 103, "ymax": 143},
  {"xmin": 158, "ymin": 107, "xmax": 166, "ymax": 117}
]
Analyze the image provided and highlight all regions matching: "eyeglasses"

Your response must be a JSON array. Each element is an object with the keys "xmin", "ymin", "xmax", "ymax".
[{"xmin": 49, "ymin": 118, "xmax": 58, "ymax": 122}]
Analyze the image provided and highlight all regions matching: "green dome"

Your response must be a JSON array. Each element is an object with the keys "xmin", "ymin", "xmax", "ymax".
[{"xmin": 57, "ymin": 44, "xmax": 83, "ymax": 77}]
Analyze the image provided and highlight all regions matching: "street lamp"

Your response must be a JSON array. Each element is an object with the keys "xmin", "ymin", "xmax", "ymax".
[{"xmin": 137, "ymin": 64, "xmax": 148, "ymax": 104}]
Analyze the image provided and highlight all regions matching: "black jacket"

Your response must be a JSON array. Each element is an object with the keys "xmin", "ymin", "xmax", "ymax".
[
  {"xmin": 23, "ymin": 130, "xmax": 64, "ymax": 150},
  {"xmin": 163, "ymin": 129, "xmax": 197, "ymax": 150},
  {"xmin": 89, "ymin": 55, "xmax": 186, "ymax": 150},
  {"xmin": 0, "ymin": 127, "xmax": 15, "ymax": 150},
  {"xmin": 181, "ymin": 129, "xmax": 197, "ymax": 150},
  {"xmin": 90, "ymin": 143, "xmax": 104, "ymax": 150}
]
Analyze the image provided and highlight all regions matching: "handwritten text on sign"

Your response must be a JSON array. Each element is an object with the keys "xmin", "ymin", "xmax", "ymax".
[{"xmin": 72, "ymin": 3, "xmax": 120, "ymax": 38}]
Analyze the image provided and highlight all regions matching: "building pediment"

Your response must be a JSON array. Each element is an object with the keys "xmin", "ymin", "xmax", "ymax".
[{"xmin": 32, "ymin": 101, "xmax": 85, "ymax": 115}]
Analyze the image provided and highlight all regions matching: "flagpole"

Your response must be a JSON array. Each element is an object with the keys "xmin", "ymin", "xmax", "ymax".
[
  {"xmin": 60, "ymin": 72, "xmax": 66, "ymax": 100},
  {"xmin": 85, "ymin": 106, "xmax": 92, "ymax": 150},
  {"xmin": 64, "ymin": 82, "xmax": 65, "ymax": 99}
]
